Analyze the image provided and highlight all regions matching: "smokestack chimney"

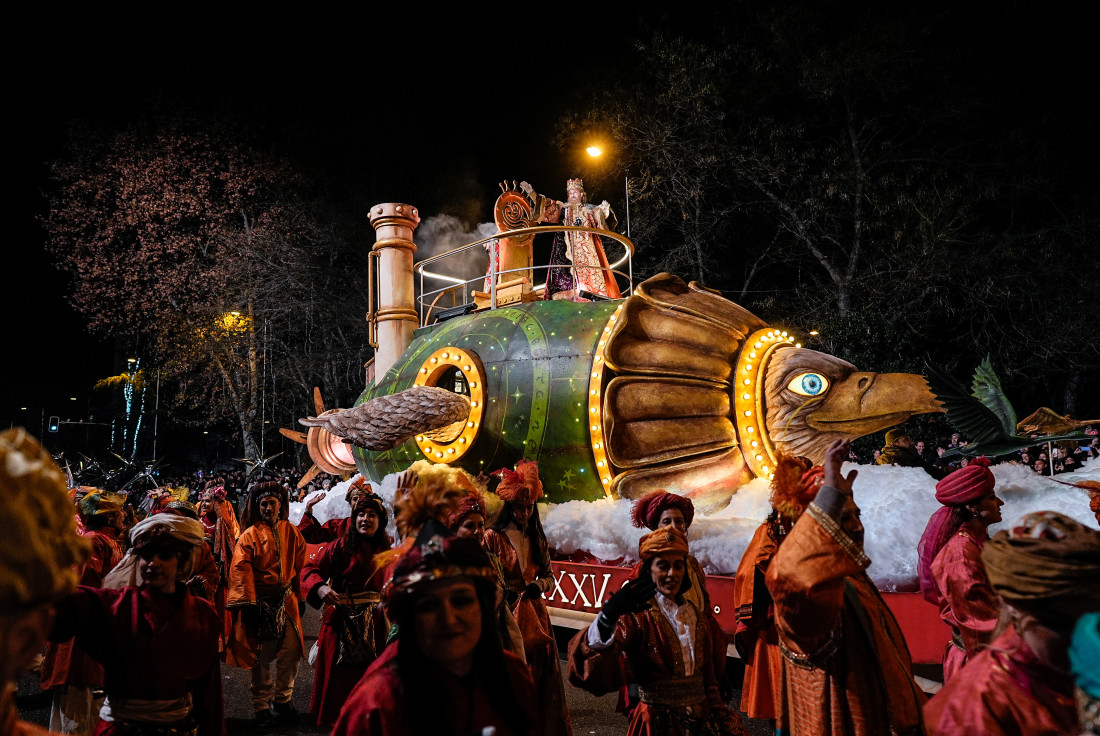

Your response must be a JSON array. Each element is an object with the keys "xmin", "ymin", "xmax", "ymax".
[{"xmin": 369, "ymin": 203, "xmax": 420, "ymax": 380}]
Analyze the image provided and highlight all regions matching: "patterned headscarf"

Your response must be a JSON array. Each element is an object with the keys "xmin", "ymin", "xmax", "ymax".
[
  {"xmin": 638, "ymin": 527, "xmax": 690, "ymax": 562},
  {"xmin": 982, "ymin": 511, "xmax": 1100, "ymax": 612}
]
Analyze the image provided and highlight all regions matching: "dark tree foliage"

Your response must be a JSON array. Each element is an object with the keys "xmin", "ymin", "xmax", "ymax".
[
  {"xmin": 557, "ymin": 2, "xmax": 1098, "ymax": 418},
  {"xmin": 45, "ymin": 114, "xmax": 371, "ymax": 458}
]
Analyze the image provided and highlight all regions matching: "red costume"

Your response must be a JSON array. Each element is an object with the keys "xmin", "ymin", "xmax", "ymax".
[
  {"xmin": 924, "ymin": 627, "xmax": 1078, "ymax": 735},
  {"xmin": 927, "ymin": 521, "xmax": 999, "ymax": 680},
  {"xmin": 333, "ymin": 641, "xmax": 535, "ymax": 736},
  {"xmin": 484, "ymin": 459, "xmax": 572, "ymax": 736},
  {"xmin": 301, "ymin": 537, "xmax": 388, "ymax": 726},
  {"xmin": 297, "ymin": 513, "xmax": 350, "ymax": 544},
  {"xmin": 569, "ymin": 528, "xmax": 746, "ymax": 736},
  {"xmin": 732, "ymin": 522, "xmax": 782, "ymax": 719},
  {"xmin": 40, "ymin": 528, "xmax": 122, "ymax": 692},
  {"xmin": 917, "ymin": 457, "xmax": 1000, "ymax": 679},
  {"xmin": 50, "ymin": 585, "xmax": 224, "ymax": 736}
]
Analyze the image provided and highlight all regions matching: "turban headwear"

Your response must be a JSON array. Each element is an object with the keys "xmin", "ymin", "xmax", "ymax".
[
  {"xmin": 103, "ymin": 514, "xmax": 205, "ymax": 589},
  {"xmin": 638, "ymin": 527, "xmax": 689, "ymax": 562},
  {"xmin": 918, "ymin": 457, "xmax": 997, "ymax": 602},
  {"xmin": 78, "ymin": 490, "xmax": 122, "ymax": 519},
  {"xmin": 493, "ymin": 459, "xmax": 543, "ymax": 505},
  {"xmin": 630, "ymin": 490, "xmax": 695, "ymax": 530},
  {"xmin": 447, "ymin": 490, "xmax": 487, "ymax": 530},
  {"xmin": 935, "ymin": 457, "xmax": 995, "ymax": 504},
  {"xmin": 0, "ymin": 428, "xmax": 90, "ymax": 610},
  {"xmin": 982, "ymin": 511, "xmax": 1100, "ymax": 614},
  {"xmin": 346, "ymin": 476, "xmax": 373, "ymax": 505}
]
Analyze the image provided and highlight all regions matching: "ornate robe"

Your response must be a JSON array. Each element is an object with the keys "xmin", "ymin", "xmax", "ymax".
[
  {"xmin": 537, "ymin": 198, "xmax": 621, "ymax": 300},
  {"xmin": 50, "ymin": 585, "xmax": 224, "ymax": 736},
  {"xmin": 924, "ymin": 628, "xmax": 1079, "ymax": 735},
  {"xmin": 765, "ymin": 487, "xmax": 926, "ymax": 736},
  {"xmin": 568, "ymin": 593, "xmax": 746, "ymax": 736},
  {"xmin": 225, "ymin": 520, "xmax": 307, "ymax": 668},
  {"xmin": 301, "ymin": 538, "xmax": 388, "ymax": 727},
  {"xmin": 928, "ymin": 522, "xmax": 999, "ymax": 680},
  {"xmin": 483, "ymin": 527, "xmax": 573, "ymax": 736},
  {"xmin": 732, "ymin": 521, "xmax": 782, "ymax": 720},
  {"xmin": 332, "ymin": 641, "xmax": 536, "ymax": 736}
]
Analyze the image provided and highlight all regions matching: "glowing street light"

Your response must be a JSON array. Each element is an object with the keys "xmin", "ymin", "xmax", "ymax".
[{"xmin": 585, "ymin": 143, "xmax": 631, "ymax": 241}]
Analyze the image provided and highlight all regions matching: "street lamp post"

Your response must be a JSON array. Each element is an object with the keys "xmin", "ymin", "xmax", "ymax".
[{"xmin": 586, "ymin": 146, "xmax": 630, "ymax": 238}]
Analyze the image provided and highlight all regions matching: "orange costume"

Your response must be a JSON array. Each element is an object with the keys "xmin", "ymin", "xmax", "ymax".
[
  {"xmin": 226, "ymin": 485, "xmax": 308, "ymax": 719},
  {"xmin": 732, "ymin": 522, "xmax": 782, "ymax": 719},
  {"xmin": 765, "ymin": 485, "xmax": 926, "ymax": 736},
  {"xmin": 226, "ymin": 519, "xmax": 308, "ymax": 667}
]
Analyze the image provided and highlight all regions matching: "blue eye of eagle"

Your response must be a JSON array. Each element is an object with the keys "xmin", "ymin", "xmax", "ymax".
[{"xmin": 787, "ymin": 372, "xmax": 829, "ymax": 397}]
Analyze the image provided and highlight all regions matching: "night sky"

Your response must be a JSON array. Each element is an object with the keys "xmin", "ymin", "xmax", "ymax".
[{"xmin": 8, "ymin": 7, "xmax": 1095, "ymax": 444}]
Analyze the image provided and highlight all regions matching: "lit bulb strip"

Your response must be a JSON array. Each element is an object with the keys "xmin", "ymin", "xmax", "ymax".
[
  {"xmin": 588, "ymin": 304, "xmax": 623, "ymax": 498},
  {"xmin": 413, "ymin": 347, "xmax": 485, "ymax": 462},
  {"xmin": 733, "ymin": 328, "xmax": 798, "ymax": 481}
]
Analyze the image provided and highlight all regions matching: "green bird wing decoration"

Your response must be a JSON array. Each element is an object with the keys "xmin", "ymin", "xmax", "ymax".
[
  {"xmin": 971, "ymin": 355, "xmax": 1016, "ymax": 435},
  {"xmin": 924, "ymin": 362, "xmax": 1008, "ymax": 446},
  {"xmin": 925, "ymin": 361, "xmax": 1087, "ymax": 459}
]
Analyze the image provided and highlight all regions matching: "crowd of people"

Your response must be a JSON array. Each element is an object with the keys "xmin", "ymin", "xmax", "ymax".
[
  {"xmin": 4, "ymin": 424, "xmax": 1099, "ymax": 735},
  {"xmin": 867, "ymin": 426, "xmax": 1099, "ymax": 478}
]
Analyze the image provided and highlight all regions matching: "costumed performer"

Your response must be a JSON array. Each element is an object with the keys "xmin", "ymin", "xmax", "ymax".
[
  {"xmin": 52, "ymin": 512, "xmax": 225, "ymax": 735},
  {"xmin": 732, "ymin": 453, "xmax": 822, "ymax": 722},
  {"xmin": 765, "ymin": 439, "xmax": 926, "ymax": 736},
  {"xmin": 301, "ymin": 493, "xmax": 391, "ymax": 727},
  {"xmin": 630, "ymin": 491, "xmax": 728, "ymax": 699},
  {"xmin": 447, "ymin": 488, "xmax": 527, "ymax": 662},
  {"xmin": 332, "ymin": 514, "xmax": 536, "ymax": 734},
  {"xmin": 483, "ymin": 459, "xmax": 573, "ymax": 736},
  {"xmin": 225, "ymin": 482, "xmax": 308, "ymax": 728},
  {"xmin": 197, "ymin": 481, "xmax": 239, "ymax": 642},
  {"xmin": 0, "ymin": 429, "xmax": 90, "ymax": 736},
  {"xmin": 568, "ymin": 527, "xmax": 749, "ymax": 736},
  {"xmin": 521, "ymin": 178, "xmax": 621, "ymax": 301},
  {"xmin": 916, "ymin": 456, "xmax": 1003, "ymax": 680},
  {"xmin": 298, "ymin": 476, "xmax": 372, "ymax": 544},
  {"xmin": 924, "ymin": 510, "xmax": 1100, "ymax": 735},
  {"xmin": 40, "ymin": 490, "xmax": 125, "ymax": 735}
]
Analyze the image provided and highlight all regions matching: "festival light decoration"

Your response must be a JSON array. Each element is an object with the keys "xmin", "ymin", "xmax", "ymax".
[{"xmin": 413, "ymin": 346, "xmax": 485, "ymax": 463}]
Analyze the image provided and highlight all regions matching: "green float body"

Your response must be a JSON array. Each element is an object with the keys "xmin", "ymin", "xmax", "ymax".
[{"xmin": 352, "ymin": 299, "xmax": 620, "ymax": 502}]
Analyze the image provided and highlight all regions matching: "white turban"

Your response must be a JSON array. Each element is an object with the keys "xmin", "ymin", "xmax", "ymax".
[{"xmin": 103, "ymin": 514, "xmax": 205, "ymax": 590}]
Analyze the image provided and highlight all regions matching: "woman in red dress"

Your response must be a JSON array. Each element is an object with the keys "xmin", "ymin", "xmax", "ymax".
[
  {"xmin": 332, "ymin": 507, "xmax": 536, "ymax": 735},
  {"xmin": 482, "ymin": 460, "xmax": 572, "ymax": 736},
  {"xmin": 301, "ymin": 493, "xmax": 391, "ymax": 727},
  {"xmin": 917, "ymin": 457, "xmax": 1004, "ymax": 680}
]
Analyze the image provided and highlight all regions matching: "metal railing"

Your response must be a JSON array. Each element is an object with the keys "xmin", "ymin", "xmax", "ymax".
[{"xmin": 414, "ymin": 225, "xmax": 635, "ymax": 326}]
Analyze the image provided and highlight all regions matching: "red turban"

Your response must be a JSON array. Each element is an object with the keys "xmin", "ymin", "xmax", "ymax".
[
  {"xmin": 629, "ymin": 490, "xmax": 695, "ymax": 530},
  {"xmin": 493, "ymin": 459, "xmax": 543, "ymax": 505},
  {"xmin": 935, "ymin": 456, "xmax": 995, "ymax": 504},
  {"xmin": 638, "ymin": 527, "xmax": 689, "ymax": 562},
  {"xmin": 446, "ymin": 491, "xmax": 487, "ymax": 530}
]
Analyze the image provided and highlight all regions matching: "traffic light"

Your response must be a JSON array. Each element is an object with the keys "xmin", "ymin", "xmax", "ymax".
[{"xmin": 48, "ymin": 416, "xmax": 60, "ymax": 432}]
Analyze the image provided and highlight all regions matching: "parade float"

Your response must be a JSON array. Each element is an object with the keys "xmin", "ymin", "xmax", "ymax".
[{"xmin": 287, "ymin": 183, "xmax": 1100, "ymax": 665}]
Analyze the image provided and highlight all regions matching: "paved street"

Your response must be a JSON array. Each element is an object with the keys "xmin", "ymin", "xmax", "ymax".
[{"xmin": 17, "ymin": 606, "xmax": 771, "ymax": 735}]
